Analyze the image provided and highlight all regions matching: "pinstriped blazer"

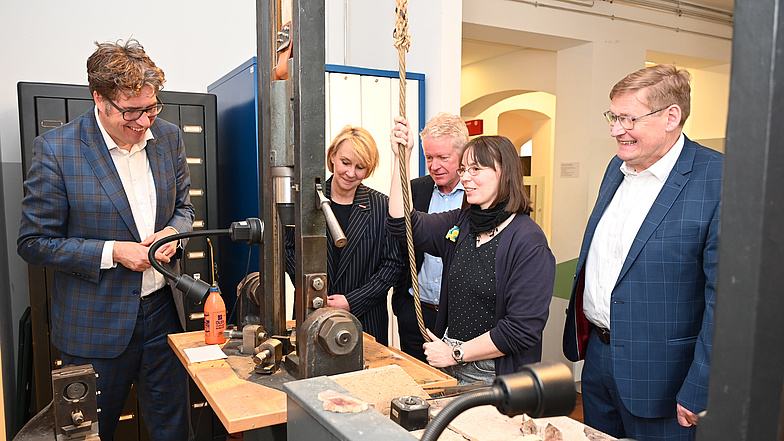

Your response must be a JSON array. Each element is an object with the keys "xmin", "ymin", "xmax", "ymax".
[
  {"xmin": 563, "ymin": 135, "xmax": 722, "ymax": 418},
  {"xmin": 17, "ymin": 108, "xmax": 194, "ymax": 358},
  {"xmin": 285, "ymin": 177, "xmax": 405, "ymax": 345}
]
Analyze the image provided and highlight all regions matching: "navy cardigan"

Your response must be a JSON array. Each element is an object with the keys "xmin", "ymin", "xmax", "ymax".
[{"xmin": 388, "ymin": 208, "xmax": 555, "ymax": 375}]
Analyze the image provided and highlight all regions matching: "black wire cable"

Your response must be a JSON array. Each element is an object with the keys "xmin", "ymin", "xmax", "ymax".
[
  {"xmin": 420, "ymin": 388, "xmax": 502, "ymax": 441},
  {"xmin": 148, "ymin": 229, "xmax": 231, "ymax": 281}
]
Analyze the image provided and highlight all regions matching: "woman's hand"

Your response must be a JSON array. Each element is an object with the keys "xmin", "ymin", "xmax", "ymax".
[
  {"xmin": 390, "ymin": 116, "xmax": 415, "ymax": 159},
  {"xmin": 327, "ymin": 294, "xmax": 350, "ymax": 311},
  {"xmin": 389, "ymin": 116, "xmax": 415, "ymax": 219},
  {"xmin": 423, "ymin": 329, "xmax": 457, "ymax": 367}
]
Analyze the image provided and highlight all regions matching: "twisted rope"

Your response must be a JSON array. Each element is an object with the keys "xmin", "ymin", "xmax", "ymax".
[{"xmin": 394, "ymin": 0, "xmax": 430, "ymax": 343}]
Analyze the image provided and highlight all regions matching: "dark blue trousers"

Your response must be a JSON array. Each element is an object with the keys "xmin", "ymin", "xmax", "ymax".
[
  {"xmin": 392, "ymin": 292, "xmax": 439, "ymax": 362},
  {"xmin": 581, "ymin": 327, "xmax": 695, "ymax": 441},
  {"xmin": 60, "ymin": 287, "xmax": 190, "ymax": 441}
]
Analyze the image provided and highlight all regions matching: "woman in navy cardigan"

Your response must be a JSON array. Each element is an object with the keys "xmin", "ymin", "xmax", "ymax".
[{"xmin": 388, "ymin": 117, "xmax": 555, "ymax": 383}]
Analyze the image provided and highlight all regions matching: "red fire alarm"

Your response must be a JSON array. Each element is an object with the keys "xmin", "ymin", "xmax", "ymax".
[{"xmin": 465, "ymin": 119, "xmax": 483, "ymax": 136}]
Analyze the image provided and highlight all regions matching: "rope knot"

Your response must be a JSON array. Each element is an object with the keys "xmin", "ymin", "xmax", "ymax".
[{"xmin": 393, "ymin": 1, "xmax": 411, "ymax": 52}]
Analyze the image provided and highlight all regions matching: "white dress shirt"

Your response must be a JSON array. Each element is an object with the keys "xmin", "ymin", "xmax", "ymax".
[
  {"xmin": 95, "ymin": 106, "xmax": 165, "ymax": 297},
  {"xmin": 583, "ymin": 134, "xmax": 685, "ymax": 329}
]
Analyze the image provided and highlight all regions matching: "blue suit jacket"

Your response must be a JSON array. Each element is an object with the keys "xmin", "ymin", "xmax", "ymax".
[
  {"xmin": 563, "ymin": 135, "xmax": 722, "ymax": 418},
  {"xmin": 18, "ymin": 108, "xmax": 194, "ymax": 358}
]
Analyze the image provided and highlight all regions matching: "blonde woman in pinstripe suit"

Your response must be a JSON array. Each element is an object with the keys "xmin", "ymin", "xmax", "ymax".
[{"xmin": 287, "ymin": 125, "xmax": 404, "ymax": 345}]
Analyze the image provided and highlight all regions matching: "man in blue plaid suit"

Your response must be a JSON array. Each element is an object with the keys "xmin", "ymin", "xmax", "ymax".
[
  {"xmin": 564, "ymin": 65, "xmax": 722, "ymax": 441},
  {"xmin": 18, "ymin": 39, "xmax": 194, "ymax": 440}
]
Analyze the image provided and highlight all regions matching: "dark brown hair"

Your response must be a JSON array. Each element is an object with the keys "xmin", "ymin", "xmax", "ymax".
[
  {"xmin": 87, "ymin": 38, "xmax": 165, "ymax": 99},
  {"xmin": 460, "ymin": 135, "xmax": 531, "ymax": 214}
]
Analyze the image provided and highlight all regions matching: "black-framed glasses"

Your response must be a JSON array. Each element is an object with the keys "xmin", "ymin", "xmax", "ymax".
[
  {"xmin": 456, "ymin": 165, "xmax": 489, "ymax": 177},
  {"xmin": 603, "ymin": 106, "xmax": 670, "ymax": 130},
  {"xmin": 105, "ymin": 96, "xmax": 164, "ymax": 121}
]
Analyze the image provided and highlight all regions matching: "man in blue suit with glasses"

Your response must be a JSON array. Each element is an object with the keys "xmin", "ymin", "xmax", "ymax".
[
  {"xmin": 18, "ymin": 39, "xmax": 194, "ymax": 441},
  {"xmin": 564, "ymin": 65, "xmax": 722, "ymax": 441}
]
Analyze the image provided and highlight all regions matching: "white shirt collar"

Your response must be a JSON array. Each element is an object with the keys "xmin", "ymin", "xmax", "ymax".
[{"xmin": 432, "ymin": 179, "xmax": 465, "ymax": 196}]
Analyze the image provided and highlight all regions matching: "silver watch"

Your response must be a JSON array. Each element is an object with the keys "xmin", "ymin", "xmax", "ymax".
[{"xmin": 452, "ymin": 344, "xmax": 466, "ymax": 364}]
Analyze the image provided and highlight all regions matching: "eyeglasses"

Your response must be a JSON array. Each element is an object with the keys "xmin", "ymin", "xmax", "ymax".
[
  {"xmin": 456, "ymin": 165, "xmax": 489, "ymax": 177},
  {"xmin": 105, "ymin": 96, "xmax": 164, "ymax": 121},
  {"xmin": 603, "ymin": 106, "xmax": 670, "ymax": 130}
]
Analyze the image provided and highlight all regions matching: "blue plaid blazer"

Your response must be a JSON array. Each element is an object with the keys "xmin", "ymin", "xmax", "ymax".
[
  {"xmin": 18, "ymin": 108, "xmax": 194, "ymax": 358},
  {"xmin": 563, "ymin": 135, "xmax": 723, "ymax": 418}
]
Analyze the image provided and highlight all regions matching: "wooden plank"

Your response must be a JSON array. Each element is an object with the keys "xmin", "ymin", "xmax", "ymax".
[
  {"xmin": 330, "ymin": 364, "xmax": 431, "ymax": 416},
  {"xmin": 362, "ymin": 335, "xmax": 455, "ymax": 388},
  {"xmin": 168, "ymin": 332, "xmax": 287, "ymax": 433},
  {"xmin": 169, "ymin": 331, "xmax": 455, "ymax": 433}
]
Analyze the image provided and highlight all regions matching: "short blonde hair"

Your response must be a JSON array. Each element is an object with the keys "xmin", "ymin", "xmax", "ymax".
[{"xmin": 326, "ymin": 125, "xmax": 380, "ymax": 177}]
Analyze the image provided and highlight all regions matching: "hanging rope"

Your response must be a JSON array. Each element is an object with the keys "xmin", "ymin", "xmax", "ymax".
[{"xmin": 394, "ymin": 0, "xmax": 430, "ymax": 343}]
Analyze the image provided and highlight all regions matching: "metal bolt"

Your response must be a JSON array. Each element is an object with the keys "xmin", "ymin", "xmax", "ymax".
[
  {"xmin": 72, "ymin": 410, "xmax": 84, "ymax": 425},
  {"xmin": 336, "ymin": 330, "xmax": 352, "ymax": 346},
  {"xmin": 312, "ymin": 297, "xmax": 324, "ymax": 309},
  {"xmin": 311, "ymin": 277, "xmax": 325, "ymax": 291},
  {"xmin": 253, "ymin": 349, "xmax": 271, "ymax": 365}
]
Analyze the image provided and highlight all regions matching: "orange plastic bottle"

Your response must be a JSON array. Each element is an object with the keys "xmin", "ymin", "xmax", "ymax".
[{"xmin": 204, "ymin": 286, "xmax": 226, "ymax": 345}]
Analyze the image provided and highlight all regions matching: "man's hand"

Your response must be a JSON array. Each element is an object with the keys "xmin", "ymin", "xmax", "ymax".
[
  {"xmin": 423, "ymin": 329, "xmax": 457, "ymax": 368},
  {"xmin": 677, "ymin": 403, "xmax": 699, "ymax": 427},
  {"xmin": 141, "ymin": 227, "xmax": 179, "ymax": 264},
  {"xmin": 113, "ymin": 241, "xmax": 153, "ymax": 272},
  {"xmin": 114, "ymin": 227, "xmax": 178, "ymax": 271}
]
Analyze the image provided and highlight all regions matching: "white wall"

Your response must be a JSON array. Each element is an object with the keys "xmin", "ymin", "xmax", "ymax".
[
  {"xmin": 0, "ymin": 1, "xmax": 260, "ymax": 163},
  {"xmin": 325, "ymin": 0, "xmax": 462, "ymax": 116}
]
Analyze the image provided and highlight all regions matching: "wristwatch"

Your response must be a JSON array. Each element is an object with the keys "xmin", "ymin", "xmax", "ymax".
[{"xmin": 452, "ymin": 344, "xmax": 466, "ymax": 364}]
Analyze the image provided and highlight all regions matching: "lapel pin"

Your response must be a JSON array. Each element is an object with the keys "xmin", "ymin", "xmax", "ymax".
[{"xmin": 446, "ymin": 226, "xmax": 460, "ymax": 242}]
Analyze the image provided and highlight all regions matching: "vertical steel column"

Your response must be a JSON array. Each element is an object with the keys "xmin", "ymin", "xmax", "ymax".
[
  {"xmin": 256, "ymin": 0, "xmax": 285, "ymax": 337},
  {"xmin": 698, "ymin": 0, "xmax": 784, "ymax": 439},
  {"xmin": 291, "ymin": 0, "xmax": 328, "ymax": 379}
]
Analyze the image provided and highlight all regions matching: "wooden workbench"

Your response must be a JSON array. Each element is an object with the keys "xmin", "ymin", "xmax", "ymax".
[{"xmin": 168, "ymin": 330, "xmax": 455, "ymax": 434}]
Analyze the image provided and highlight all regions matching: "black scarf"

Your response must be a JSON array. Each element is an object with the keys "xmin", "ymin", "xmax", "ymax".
[{"xmin": 468, "ymin": 200, "xmax": 512, "ymax": 235}]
